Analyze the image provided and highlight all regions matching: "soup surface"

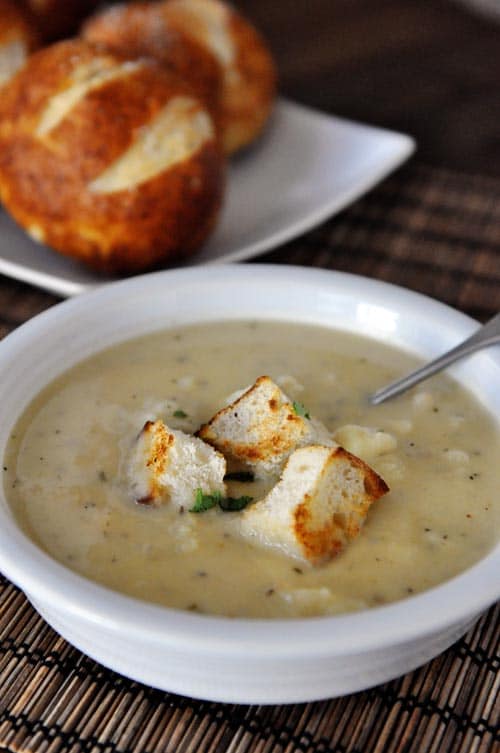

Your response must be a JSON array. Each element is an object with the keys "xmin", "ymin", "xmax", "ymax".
[{"xmin": 3, "ymin": 321, "xmax": 499, "ymax": 617}]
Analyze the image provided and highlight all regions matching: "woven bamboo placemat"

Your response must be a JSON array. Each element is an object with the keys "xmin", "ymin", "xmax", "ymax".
[{"xmin": 0, "ymin": 163, "xmax": 499, "ymax": 753}]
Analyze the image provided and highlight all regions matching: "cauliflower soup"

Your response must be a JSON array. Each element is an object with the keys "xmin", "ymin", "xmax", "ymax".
[{"xmin": 3, "ymin": 321, "xmax": 499, "ymax": 618}]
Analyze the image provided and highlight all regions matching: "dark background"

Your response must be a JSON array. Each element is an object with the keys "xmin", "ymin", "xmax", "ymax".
[{"xmin": 235, "ymin": 0, "xmax": 500, "ymax": 176}]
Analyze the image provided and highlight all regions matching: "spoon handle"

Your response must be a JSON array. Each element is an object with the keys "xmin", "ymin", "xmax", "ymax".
[{"xmin": 370, "ymin": 312, "xmax": 500, "ymax": 405}]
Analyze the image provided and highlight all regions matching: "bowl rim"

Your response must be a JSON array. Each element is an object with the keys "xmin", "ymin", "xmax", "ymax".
[{"xmin": 0, "ymin": 263, "xmax": 498, "ymax": 657}]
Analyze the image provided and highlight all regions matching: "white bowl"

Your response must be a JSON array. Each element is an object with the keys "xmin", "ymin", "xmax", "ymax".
[{"xmin": 0, "ymin": 265, "xmax": 498, "ymax": 705}]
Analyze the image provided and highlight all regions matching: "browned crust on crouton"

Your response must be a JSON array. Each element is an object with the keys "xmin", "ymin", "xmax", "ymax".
[
  {"xmin": 0, "ymin": 39, "xmax": 225, "ymax": 274},
  {"xmin": 294, "ymin": 495, "xmax": 345, "ymax": 564},
  {"xmin": 293, "ymin": 447, "xmax": 389, "ymax": 565},
  {"xmin": 136, "ymin": 420, "xmax": 174, "ymax": 505},
  {"xmin": 337, "ymin": 446, "xmax": 389, "ymax": 500},
  {"xmin": 81, "ymin": 1, "xmax": 223, "ymax": 124},
  {"xmin": 197, "ymin": 375, "xmax": 306, "ymax": 465}
]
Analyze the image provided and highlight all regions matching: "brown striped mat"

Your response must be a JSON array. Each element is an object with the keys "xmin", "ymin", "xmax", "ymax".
[{"xmin": 0, "ymin": 163, "xmax": 499, "ymax": 753}]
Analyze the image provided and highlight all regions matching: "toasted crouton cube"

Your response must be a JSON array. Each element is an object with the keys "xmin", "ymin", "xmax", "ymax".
[
  {"xmin": 129, "ymin": 419, "xmax": 226, "ymax": 508},
  {"xmin": 198, "ymin": 376, "xmax": 335, "ymax": 479},
  {"xmin": 239, "ymin": 445, "xmax": 389, "ymax": 565}
]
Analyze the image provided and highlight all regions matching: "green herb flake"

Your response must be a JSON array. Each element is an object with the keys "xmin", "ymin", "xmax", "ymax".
[
  {"xmin": 292, "ymin": 401, "xmax": 310, "ymax": 419},
  {"xmin": 190, "ymin": 488, "xmax": 221, "ymax": 513},
  {"xmin": 218, "ymin": 495, "xmax": 253, "ymax": 512},
  {"xmin": 190, "ymin": 488, "xmax": 253, "ymax": 513},
  {"xmin": 224, "ymin": 471, "xmax": 255, "ymax": 483},
  {"xmin": 173, "ymin": 409, "xmax": 188, "ymax": 419}
]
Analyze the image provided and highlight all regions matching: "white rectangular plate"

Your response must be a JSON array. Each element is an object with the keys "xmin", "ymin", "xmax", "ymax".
[{"xmin": 0, "ymin": 99, "xmax": 415, "ymax": 297}]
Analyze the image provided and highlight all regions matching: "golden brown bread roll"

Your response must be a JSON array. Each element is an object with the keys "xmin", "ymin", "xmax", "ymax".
[
  {"xmin": 0, "ymin": 0, "xmax": 39, "ymax": 90},
  {"xmin": 81, "ymin": 2, "xmax": 223, "ymax": 126},
  {"xmin": 21, "ymin": 0, "xmax": 99, "ymax": 41},
  {"xmin": 0, "ymin": 38, "xmax": 225, "ymax": 274},
  {"xmin": 83, "ymin": 0, "xmax": 276, "ymax": 155},
  {"xmin": 161, "ymin": 0, "xmax": 276, "ymax": 154}
]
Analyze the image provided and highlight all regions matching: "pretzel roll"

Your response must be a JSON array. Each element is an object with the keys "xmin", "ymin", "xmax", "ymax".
[
  {"xmin": 161, "ymin": 0, "xmax": 276, "ymax": 154},
  {"xmin": 82, "ymin": 2, "xmax": 223, "ymax": 126},
  {"xmin": 0, "ymin": 39, "xmax": 225, "ymax": 274},
  {"xmin": 0, "ymin": 0, "xmax": 39, "ymax": 90},
  {"xmin": 22, "ymin": 0, "xmax": 99, "ymax": 41}
]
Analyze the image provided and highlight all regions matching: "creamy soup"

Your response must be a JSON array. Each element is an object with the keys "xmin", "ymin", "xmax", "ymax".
[{"xmin": 3, "ymin": 321, "xmax": 499, "ymax": 618}]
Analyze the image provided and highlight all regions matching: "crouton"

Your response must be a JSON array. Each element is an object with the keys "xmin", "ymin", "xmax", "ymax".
[
  {"xmin": 198, "ymin": 376, "xmax": 334, "ymax": 479},
  {"xmin": 239, "ymin": 445, "xmax": 389, "ymax": 565},
  {"xmin": 129, "ymin": 419, "xmax": 226, "ymax": 508}
]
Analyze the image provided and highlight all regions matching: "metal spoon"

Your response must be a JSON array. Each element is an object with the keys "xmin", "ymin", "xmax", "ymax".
[{"xmin": 370, "ymin": 311, "xmax": 500, "ymax": 405}]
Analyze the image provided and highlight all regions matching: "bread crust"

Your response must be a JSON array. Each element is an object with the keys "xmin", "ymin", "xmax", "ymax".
[
  {"xmin": 21, "ymin": 0, "xmax": 99, "ymax": 41},
  {"xmin": 134, "ymin": 420, "xmax": 175, "ymax": 506},
  {"xmin": 0, "ymin": 0, "xmax": 39, "ymax": 90},
  {"xmin": 0, "ymin": 0, "xmax": 38, "ymax": 46},
  {"xmin": 198, "ymin": 376, "xmax": 308, "ymax": 465},
  {"xmin": 0, "ymin": 39, "xmax": 225, "ymax": 274},
  {"xmin": 240, "ymin": 445, "xmax": 389, "ymax": 566},
  {"xmin": 129, "ymin": 419, "xmax": 226, "ymax": 508},
  {"xmin": 81, "ymin": 2, "xmax": 223, "ymax": 124},
  {"xmin": 220, "ymin": 2, "xmax": 277, "ymax": 153},
  {"xmin": 292, "ymin": 447, "xmax": 389, "ymax": 564},
  {"xmin": 129, "ymin": 0, "xmax": 277, "ymax": 154},
  {"xmin": 197, "ymin": 376, "xmax": 334, "ymax": 478}
]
